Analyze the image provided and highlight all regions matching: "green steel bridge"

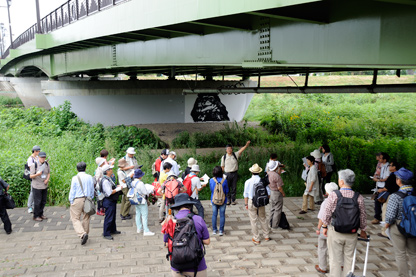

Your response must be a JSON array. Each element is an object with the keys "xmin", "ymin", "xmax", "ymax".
[{"xmin": 0, "ymin": 0, "xmax": 415, "ymax": 125}]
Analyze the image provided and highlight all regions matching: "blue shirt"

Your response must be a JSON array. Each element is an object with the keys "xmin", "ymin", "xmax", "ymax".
[
  {"xmin": 68, "ymin": 172, "xmax": 95, "ymax": 204},
  {"xmin": 209, "ymin": 177, "xmax": 229, "ymax": 204}
]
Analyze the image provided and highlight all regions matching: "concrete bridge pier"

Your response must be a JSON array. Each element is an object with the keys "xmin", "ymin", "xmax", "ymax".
[
  {"xmin": 41, "ymin": 79, "xmax": 255, "ymax": 126},
  {"xmin": 10, "ymin": 77, "xmax": 51, "ymax": 109}
]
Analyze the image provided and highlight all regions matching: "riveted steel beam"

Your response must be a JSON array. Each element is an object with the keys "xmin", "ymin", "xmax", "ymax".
[
  {"xmin": 246, "ymin": 11, "xmax": 327, "ymax": 24},
  {"xmin": 183, "ymin": 84, "xmax": 416, "ymax": 94},
  {"xmin": 187, "ymin": 21, "xmax": 250, "ymax": 31}
]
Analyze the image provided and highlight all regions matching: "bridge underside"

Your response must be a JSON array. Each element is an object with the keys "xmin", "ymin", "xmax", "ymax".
[
  {"xmin": 1, "ymin": 0, "xmax": 416, "ymax": 125},
  {"xmin": 1, "ymin": 0, "xmax": 415, "ymax": 79}
]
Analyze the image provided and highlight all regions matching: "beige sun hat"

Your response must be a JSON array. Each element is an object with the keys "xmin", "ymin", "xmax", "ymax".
[
  {"xmin": 187, "ymin": 157, "xmax": 198, "ymax": 167},
  {"xmin": 118, "ymin": 158, "xmax": 127, "ymax": 168},
  {"xmin": 249, "ymin": 163, "xmax": 263, "ymax": 174},
  {"xmin": 310, "ymin": 149, "xmax": 322, "ymax": 159}
]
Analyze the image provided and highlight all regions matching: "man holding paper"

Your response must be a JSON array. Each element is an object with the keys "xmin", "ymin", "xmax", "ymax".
[
  {"xmin": 101, "ymin": 164, "xmax": 122, "ymax": 240},
  {"xmin": 117, "ymin": 158, "xmax": 134, "ymax": 220}
]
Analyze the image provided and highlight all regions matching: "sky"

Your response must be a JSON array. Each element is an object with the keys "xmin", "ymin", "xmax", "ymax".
[{"xmin": 0, "ymin": 0, "xmax": 66, "ymax": 49}]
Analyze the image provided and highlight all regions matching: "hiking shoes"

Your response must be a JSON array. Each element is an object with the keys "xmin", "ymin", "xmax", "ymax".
[
  {"xmin": 143, "ymin": 231, "xmax": 155, "ymax": 236},
  {"xmin": 81, "ymin": 234, "xmax": 88, "ymax": 245},
  {"xmin": 252, "ymin": 238, "xmax": 260, "ymax": 245}
]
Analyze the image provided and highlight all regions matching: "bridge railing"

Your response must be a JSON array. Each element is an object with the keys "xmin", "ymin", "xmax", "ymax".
[{"xmin": 1, "ymin": 0, "xmax": 127, "ymax": 60}]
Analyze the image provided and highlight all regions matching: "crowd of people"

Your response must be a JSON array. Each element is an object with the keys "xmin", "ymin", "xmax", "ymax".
[{"xmin": 0, "ymin": 143, "xmax": 415, "ymax": 277}]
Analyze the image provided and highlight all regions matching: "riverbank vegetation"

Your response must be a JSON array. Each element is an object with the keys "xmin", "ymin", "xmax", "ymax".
[{"xmin": 1, "ymin": 89, "xmax": 415, "ymax": 207}]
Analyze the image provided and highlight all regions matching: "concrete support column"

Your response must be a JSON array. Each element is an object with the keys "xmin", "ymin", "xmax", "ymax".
[{"xmin": 10, "ymin": 77, "xmax": 51, "ymax": 109}]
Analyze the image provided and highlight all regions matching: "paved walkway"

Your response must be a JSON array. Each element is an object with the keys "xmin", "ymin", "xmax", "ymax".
[{"xmin": 0, "ymin": 196, "xmax": 401, "ymax": 277}]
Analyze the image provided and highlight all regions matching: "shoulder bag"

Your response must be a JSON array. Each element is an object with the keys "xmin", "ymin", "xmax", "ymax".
[{"xmin": 77, "ymin": 175, "xmax": 96, "ymax": 216}]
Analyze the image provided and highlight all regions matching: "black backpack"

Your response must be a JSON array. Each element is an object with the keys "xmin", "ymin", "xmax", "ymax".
[
  {"xmin": 331, "ymin": 190, "xmax": 360, "ymax": 233},
  {"xmin": 261, "ymin": 173, "xmax": 270, "ymax": 186},
  {"xmin": 167, "ymin": 213, "xmax": 205, "ymax": 276},
  {"xmin": 252, "ymin": 181, "xmax": 269, "ymax": 208},
  {"xmin": 23, "ymin": 158, "xmax": 37, "ymax": 180}
]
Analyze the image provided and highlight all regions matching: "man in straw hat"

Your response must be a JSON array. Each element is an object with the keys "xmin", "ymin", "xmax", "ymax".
[
  {"xmin": 118, "ymin": 158, "xmax": 134, "ymax": 220},
  {"xmin": 244, "ymin": 163, "xmax": 271, "ymax": 245},
  {"xmin": 163, "ymin": 193, "xmax": 210, "ymax": 276}
]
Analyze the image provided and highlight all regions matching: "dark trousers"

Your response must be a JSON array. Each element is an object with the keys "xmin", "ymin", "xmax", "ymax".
[
  {"xmin": 226, "ymin": 171, "xmax": 238, "ymax": 203},
  {"xmin": 103, "ymin": 198, "xmax": 117, "ymax": 236},
  {"xmin": 191, "ymin": 198, "xmax": 204, "ymax": 219},
  {"xmin": 322, "ymin": 171, "xmax": 333, "ymax": 193},
  {"xmin": 0, "ymin": 196, "xmax": 12, "ymax": 233},
  {"xmin": 33, "ymin": 188, "xmax": 47, "ymax": 219},
  {"xmin": 374, "ymin": 197, "xmax": 382, "ymax": 221}
]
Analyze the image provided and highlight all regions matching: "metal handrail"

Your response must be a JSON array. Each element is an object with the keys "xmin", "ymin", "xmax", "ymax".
[{"xmin": 1, "ymin": 0, "xmax": 127, "ymax": 59}]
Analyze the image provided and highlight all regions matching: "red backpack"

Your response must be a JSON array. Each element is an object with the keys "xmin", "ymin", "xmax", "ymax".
[
  {"xmin": 164, "ymin": 177, "xmax": 182, "ymax": 204},
  {"xmin": 182, "ymin": 174, "xmax": 197, "ymax": 197}
]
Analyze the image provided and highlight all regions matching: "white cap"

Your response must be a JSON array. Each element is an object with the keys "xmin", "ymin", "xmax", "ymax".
[{"xmin": 325, "ymin": 182, "xmax": 339, "ymax": 195}]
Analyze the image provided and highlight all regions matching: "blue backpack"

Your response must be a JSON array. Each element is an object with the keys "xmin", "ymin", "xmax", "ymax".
[{"xmin": 396, "ymin": 191, "xmax": 416, "ymax": 238}]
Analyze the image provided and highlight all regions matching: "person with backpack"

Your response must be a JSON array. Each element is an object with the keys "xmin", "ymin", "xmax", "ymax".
[
  {"xmin": 132, "ymin": 168, "xmax": 155, "ymax": 236},
  {"xmin": 221, "ymin": 141, "xmax": 250, "ymax": 205},
  {"xmin": 267, "ymin": 160, "xmax": 285, "ymax": 229},
  {"xmin": 68, "ymin": 162, "xmax": 95, "ymax": 245},
  {"xmin": 244, "ymin": 164, "xmax": 271, "ymax": 245},
  {"xmin": 26, "ymin": 145, "xmax": 41, "ymax": 214},
  {"xmin": 321, "ymin": 169, "xmax": 368, "ymax": 277},
  {"xmin": 157, "ymin": 162, "xmax": 173, "ymax": 223},
  {"xmin": 181, "ymin": 157, "xmax": 198, "ymax": 180},
  {"xmin": 30, "ymin": 151, "xmax": 50, "ymax": 222},
  {"xmin": 158, "ymin": 171, "xmax": 186, "ymax": 208},
  {"xmin": 95, "ymin": 157, "xmax": 107, "ymax": 216},
  {"xmin": 101, "ymin": 164, "xmax": 122, "ymax": 240},
  {"xmin": 163, "ymin": 193, "xmax": 210, "ymax": 276},
  {"xmin": 385, "ymin": 168, "xmax": 416, "ymax": 277},
  {"xmin": 183, "ymin": 165, "xmax": 206, "ymax": 218},
  {"xmin": 300, "ymin": 156, "xmax": 319, "ymax": 214},
  {"xmin": 0, "ymin": 176, "xmax": 12, "ymax": 235},
  {"xmin": 209, "ymin": 166, "xmax": 229, "ymax": 236}
]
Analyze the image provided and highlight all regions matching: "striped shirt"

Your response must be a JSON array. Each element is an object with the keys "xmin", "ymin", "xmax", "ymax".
[{"xmin": 322, "ymin": 189, "xmax": 367, "ymax": 232}]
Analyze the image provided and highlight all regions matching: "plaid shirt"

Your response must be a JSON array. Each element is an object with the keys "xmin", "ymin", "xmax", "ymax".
[
  {"xmin": 385, "ymin": 186, "xmax": 413, "ymax": 225},
  {"xmin": 322, "ymin": 189, "xmax": 367, "ymax": 232}
]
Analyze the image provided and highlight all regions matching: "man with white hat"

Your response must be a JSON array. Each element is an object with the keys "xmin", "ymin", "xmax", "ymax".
[
  {"xmin": 123, "ymin": 147, "xmax": 139, "ymax": 176},
  {"xmin": 185, "ymin": 164, "xmax": 207, "ymax": 218},
  {"xmin": 244, "ymin": 164, "xmax": 271, "ymax": 245},
  {"xmin": 162, "ymin": 151, "xmax": 180, "ymax": 177},
  {"xmin": 267, "ymin": 160, "xmax": 285, "ymax": 229}
]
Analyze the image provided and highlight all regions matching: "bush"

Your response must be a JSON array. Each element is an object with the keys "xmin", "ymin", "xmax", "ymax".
[
  {"xmin": 0, "ymin": 101, "xmax": 168, "ymax": 207},
  {"xmin": 172, "ymin": 122, "xmax": 288, "ymax": 148}
]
